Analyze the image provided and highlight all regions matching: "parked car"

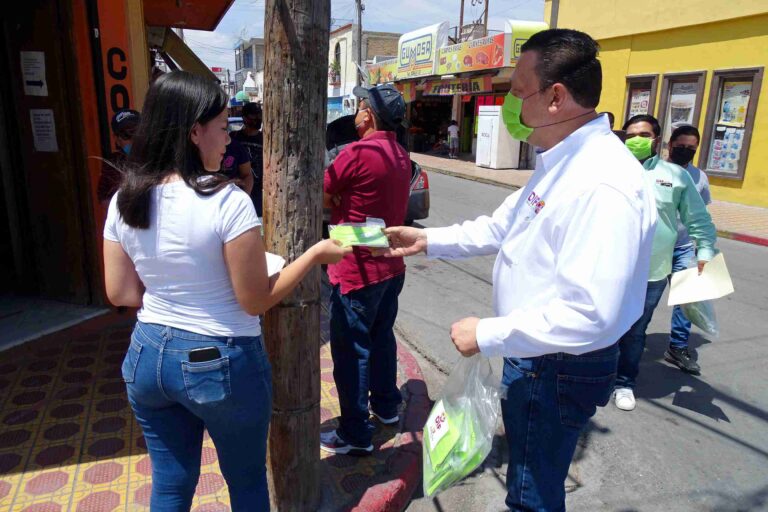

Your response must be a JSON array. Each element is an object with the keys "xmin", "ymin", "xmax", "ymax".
[
  {"xmin": 227, "ymin": 116, "xmax": 244, "ymax": 133},
  {"xmin": 324, "ymin": 115, "xmax": 429, "ymax": 226}
]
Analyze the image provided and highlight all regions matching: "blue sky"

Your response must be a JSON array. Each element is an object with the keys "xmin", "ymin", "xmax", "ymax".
[{"xmin": 186, "ymin": 0, "xmax": 545, "ymax": 72}]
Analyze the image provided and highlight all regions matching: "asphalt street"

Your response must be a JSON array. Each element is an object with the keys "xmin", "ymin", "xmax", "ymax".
[{"xmin": 402, "ymin": 171, "xmax": 768, "ymax": 512}]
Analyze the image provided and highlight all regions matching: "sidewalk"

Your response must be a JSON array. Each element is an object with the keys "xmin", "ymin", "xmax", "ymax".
[
  {"xmin": 412, "ymin": 152, "xmax": 768, "ymax": 246},
  {"xmin": 0, "ymin": 292, "xmax": 429, "ymax": 511}
]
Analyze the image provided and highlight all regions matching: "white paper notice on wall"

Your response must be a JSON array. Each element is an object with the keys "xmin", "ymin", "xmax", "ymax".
[
  {"xmin": 30, "ymin": 109, "xmax": 58, "ymax": 152},
  {"xmin": 21, "ymin": 51, "xmax": 48, "ymax": 96}
]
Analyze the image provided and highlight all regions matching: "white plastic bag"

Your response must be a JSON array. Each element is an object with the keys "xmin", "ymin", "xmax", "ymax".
[
  {"xmin": 681, "ymin": 300, "xmax": 720, "ymax": 337},
  {"xmin": 422, "ymin": 354, "xmax": 500, "ymax": 497}
]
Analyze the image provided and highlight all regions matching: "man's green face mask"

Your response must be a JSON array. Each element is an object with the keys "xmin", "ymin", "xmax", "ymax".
[
  {"xmin": 625, "ymin": 135, "xmax": 654, "ymax": 160},
  {"xmin": 501, "ymin": 92, "xmax": 535, "ymax": 142}
]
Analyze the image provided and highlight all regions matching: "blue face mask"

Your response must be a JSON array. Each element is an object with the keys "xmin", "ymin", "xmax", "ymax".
[{"xmin": 122, "ymin": 143, "xmax": 132, "ymax": 155}]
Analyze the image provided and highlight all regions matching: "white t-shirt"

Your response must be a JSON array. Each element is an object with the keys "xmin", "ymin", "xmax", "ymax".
[
  {"xmin": 104, "ymin": 181, "xmax": 262, "ymax": 337},
  {"xmin": 447, "ymin": 125, "xmax": 459, "ymax": 139}
]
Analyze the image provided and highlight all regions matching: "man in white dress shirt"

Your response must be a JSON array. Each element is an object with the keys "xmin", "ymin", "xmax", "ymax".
[{"xmin": 380, "ymin": 29, "xmax": 656, "ymax": 510}]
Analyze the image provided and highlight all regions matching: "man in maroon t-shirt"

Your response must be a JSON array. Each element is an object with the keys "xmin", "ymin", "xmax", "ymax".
[{"xmin": 320, "ymin": 84, "xmax": 411, "ymax": 455}]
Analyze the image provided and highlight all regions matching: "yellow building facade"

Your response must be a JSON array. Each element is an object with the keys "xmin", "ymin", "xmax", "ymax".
[{"xmin": 546, "ymin": 0, "xmax": 768, "ymax": 207}]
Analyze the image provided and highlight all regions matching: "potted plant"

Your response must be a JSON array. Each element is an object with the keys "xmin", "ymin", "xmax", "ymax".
[{"xmin": 328, "ymin": 59, "xmax": 341, "ymax": 85}]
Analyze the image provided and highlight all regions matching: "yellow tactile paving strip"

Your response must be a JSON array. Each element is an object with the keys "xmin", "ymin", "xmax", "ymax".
[{"xmin": 0, "ymin": 303, "xmax": 411, "ymax": 511}]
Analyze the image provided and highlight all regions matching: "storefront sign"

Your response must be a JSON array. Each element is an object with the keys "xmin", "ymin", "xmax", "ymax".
[
  {"xmin": 437, "ymin": 34, "xmax": 506, "ymax": 75},
  {"xmin": 397, "ymin": 22, "xmax": 449, "ymax": 79},
  {"xmin": 368, "ymin": 58, "xmax": 398, "ymax": 85},
  {"xmin": 505, "ymin": 20, "xmax": 548, "ymax": 64},
  {"xmin": 424, "ymin": 76, "xmax": 493, "ymax": 96},
  {"xmin": 97, "ymin": 0, "xmax": 134, "ymax": 137}
]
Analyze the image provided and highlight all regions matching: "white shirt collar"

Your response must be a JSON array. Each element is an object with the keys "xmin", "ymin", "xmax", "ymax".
[{"xmin": 538, "ymin": 114, "xmax": 609, "ymax": 172}]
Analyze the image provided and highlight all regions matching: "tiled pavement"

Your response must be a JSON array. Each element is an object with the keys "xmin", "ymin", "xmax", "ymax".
[
  {"xmin": 412, "ymin": 152, "xmax": 768, "ymax": 244},
  {"xmin": 0, "ymin": 290, "xmax": 427, "ymax": 511}
]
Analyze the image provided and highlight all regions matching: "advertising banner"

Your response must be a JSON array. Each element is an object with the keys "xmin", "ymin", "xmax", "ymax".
[
  {"xmin": 397, "ymin": 22, "xmax": 449, "ymax": 79},
  {"xmin": 396, "ymin": 81, "xmax": 417, "ymax": 103},
  {"xmin": 436, "ymin": 34, "xmax": 506, "ymax": 75},
  {"xmin": 367, "ymin": 58, "xmax": 398, "ymax": 85},
  {"xmin": 718, "ymin": 81, "xmax": 751, "ymax": 128},
  {"xmin": 424, "ymin": 76, "xmax": 493, "ymax": 96}
]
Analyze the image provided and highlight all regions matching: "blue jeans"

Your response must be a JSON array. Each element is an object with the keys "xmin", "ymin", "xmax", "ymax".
[
  {"xmin": 501, "ymin": 344, "xmax": 619, "ymax": 511},
  {"xmin": 123, "ymin": 321, "xmax": 272, "ymax": 511},
  {"xmin": 615, "ymin": 279, "xmax": 668, "ymax": 389},
  {"xmin": 329, "ymin": 274, "xmax": 405, "ymax": 447},
  {"xmin": 670, "ymin": 244, "xmax": 696, "ymax": 349}
]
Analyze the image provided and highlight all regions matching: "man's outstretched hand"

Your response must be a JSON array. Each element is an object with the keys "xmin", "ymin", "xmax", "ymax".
[{"xmin": 372, "ymin": 226, "xmax": 428, "ymax": 257}]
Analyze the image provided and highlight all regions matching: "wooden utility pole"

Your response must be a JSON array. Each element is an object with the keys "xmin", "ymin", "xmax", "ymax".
[
  {"xmin": 459, "ymin": 0, "xmax": 465, "ymax": 41},
  {"xmin": 356, "ymin": 0, "xmax": 363, "ymax": 86},
  {"xmin": 262, "ymin": 0, "xmax": 330, "ymax": 509}
]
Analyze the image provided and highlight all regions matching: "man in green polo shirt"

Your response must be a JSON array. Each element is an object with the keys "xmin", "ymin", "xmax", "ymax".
[{"xmin": 613, "ymin": 114, "xmax": 717, "ymax": 411}]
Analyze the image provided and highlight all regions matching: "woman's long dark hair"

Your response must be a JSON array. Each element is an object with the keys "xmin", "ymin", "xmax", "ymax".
[{"xmin": 117, "ymin": 71, "xmax": 230, "ymax": 228}]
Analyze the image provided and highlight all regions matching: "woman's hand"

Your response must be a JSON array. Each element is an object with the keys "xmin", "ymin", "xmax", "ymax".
[{"xmin": 311, "ymin": 239, "xmax": 352, "ymax": 264}]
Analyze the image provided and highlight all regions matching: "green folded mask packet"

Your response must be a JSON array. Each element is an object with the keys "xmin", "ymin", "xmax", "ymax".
[
  {"xmin": 329, "ymin": 218, "xmax": 389, "ymax": 248},
  {"xmin": 423, "ymin": 398, "xmax": 487, "ymax": 497}
]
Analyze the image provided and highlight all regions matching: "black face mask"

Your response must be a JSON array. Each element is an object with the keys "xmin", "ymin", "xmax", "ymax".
[{"xmin": 669, "ymin": 146, "xmax": 696, "ymax": 166}]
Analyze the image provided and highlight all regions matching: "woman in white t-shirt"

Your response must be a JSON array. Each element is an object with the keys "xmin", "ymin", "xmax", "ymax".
[{"xmin": 103, "ymin": 71, "xmax": 348, "ymax": 511}]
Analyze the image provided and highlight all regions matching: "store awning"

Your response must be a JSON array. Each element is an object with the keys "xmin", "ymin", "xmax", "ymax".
[
  {"xmin": 142, "ymin": 0, "xmax": 234, "ymax": 30},
  {"xmin": 147, "ymin": 27, "xmax": 217, "ymax": 82}
]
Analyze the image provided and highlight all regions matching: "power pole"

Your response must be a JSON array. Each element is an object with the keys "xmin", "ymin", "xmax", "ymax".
[
  {"xmin": 263, "ymin": 0, "xmax": 330, "ymax": 509},
  {"xmin": 483, "ymin": 0, "xmax": 490, "ymax": 37},
  {"xmin": 356, "ymin": 0, "xmax": 363, "ymax": 86},
  {"xmin": 459, "ymin": 0, "xmax": 465, "ymax": 42}
]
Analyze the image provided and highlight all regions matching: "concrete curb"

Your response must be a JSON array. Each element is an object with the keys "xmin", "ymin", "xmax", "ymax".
[
  {"xmin": 418, "ymin": 164, "xmax": 521, "ymax": 191},
  {"xmin": 423, "ymin": 163, "xmax": 768, "ymax": 249},
  {"xmin": 717, "ymin": 229, "xmax": 768, "ymax": 247},
  {"xmin": 351, "ymin": 340, "xmax": 431, "ymax": 512}
]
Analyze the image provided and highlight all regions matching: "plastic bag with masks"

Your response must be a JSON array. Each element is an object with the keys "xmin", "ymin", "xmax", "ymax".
[
  {"xmin": 681, "ymin": 300, "xmax": 720, "ymax": 337},
  {"xmin": 423, "ymin": 354, "xmax": 500, "ymax": 497}
]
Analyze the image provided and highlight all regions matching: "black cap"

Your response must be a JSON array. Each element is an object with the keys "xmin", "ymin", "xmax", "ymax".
[
  {"xmin": 111, "ymin": 109, "xmax": 140, "ymax": 135},
  {"xmin": 353, "ymin": 84, "xmax": 407, "ymax": 130}
]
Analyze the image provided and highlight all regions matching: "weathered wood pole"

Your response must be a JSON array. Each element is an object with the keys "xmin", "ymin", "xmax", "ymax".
[{"xmin": 262, "ymin": 0, "xmax": 330, "ymax": 509}]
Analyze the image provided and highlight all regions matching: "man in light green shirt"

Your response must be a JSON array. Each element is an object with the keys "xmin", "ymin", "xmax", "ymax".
[{"xmin": 613, "ymin": 114, "xmax": 717, "ymax": 411}]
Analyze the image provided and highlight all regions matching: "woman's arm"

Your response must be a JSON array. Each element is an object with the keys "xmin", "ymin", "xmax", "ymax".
[
  {"xmin": 224, "ymin": 228, "xmax": 349, "ymax": 316},
  {"xmin": 103, "ymin": 240, "xmax": 145, "ymax": 307}
]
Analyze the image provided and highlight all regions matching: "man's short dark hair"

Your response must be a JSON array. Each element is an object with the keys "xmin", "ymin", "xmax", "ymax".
[
  {"xmin": 520, "ymin": 28, "xmax": 602, "ymax": 109},
  {"xmin": 242, "ymin": 102, "xmax": 262, "ymax": 118},
  {"xmin": 623, "ymin": 114, "xmax": 661, "ymax": 137},
  {"xmin": 670, "ymin": 125, "xmax": 700, "ymax": 144}
]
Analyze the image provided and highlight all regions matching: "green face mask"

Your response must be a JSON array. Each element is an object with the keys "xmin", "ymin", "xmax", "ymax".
[
  {"xmin": 625, "ymin": 136, "xmax": 654, "ymax": 160},
  {"xmin": 501, "ymin": 92, "xmax": 535, "ymax": 142}
]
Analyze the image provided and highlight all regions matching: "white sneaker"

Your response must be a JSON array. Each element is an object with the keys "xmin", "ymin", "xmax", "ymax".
[
  {"xmin": 370, "ymin": 410, "xmax": 399, "ymax": 425},
  {"xmin": 614, "ymin": 387, "xmax": 636, "ymax": 411}
]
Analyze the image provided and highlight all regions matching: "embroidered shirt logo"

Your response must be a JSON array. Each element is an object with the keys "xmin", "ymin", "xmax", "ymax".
[{"xmin": 526, "ymin": 191, "xmax": 546, "ymax": 214}]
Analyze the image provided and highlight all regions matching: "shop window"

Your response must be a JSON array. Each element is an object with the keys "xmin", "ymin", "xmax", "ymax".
[
  {"xmin": 700, "ymin": 67, "xmax": 763, "ymax": 180},
  {"xmin": 657, "ymin": 71, "xmax": 706, "ymax": 157},
  {"xmin": 623, "ymin": 75, "xmax": 658, "ymax": 125}
]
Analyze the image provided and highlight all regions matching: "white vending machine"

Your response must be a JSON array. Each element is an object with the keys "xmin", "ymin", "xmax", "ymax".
[{"xmin": 475, "ymin": 105, "xmax": 521, "ymax": 169}]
